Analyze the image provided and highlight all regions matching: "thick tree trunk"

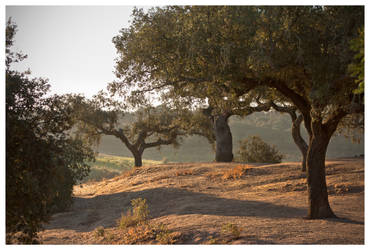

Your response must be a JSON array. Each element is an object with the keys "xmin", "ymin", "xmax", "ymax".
[
  {"xmin": 291, "ymin": 115, "xmax": 308, "ymax": 172},
  {"xmin": 214, "ymin": 114, "xmax": 233, "ymax": 162},
  {"xmin": 305, "ymin": 122, "xmax": 336, "ymax": 219}
]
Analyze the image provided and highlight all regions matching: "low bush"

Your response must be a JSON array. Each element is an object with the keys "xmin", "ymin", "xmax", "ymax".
[
  {"xmin": 221, "ymin": 223, "xmax": 242, "ymax": 240},
  {"xmin": 94, "ymin": 226, "xmax": 105, "ymax": 238},
  {"xmin": 237, "ymin": 136, "xmax": 284, "ymax": 163},
  {"xmin": 118, "ymin": 198, "xmax": 149, "ymax": 229},
  {"xmin": 117, "ymin": 198, "xmax": 180, "ymax": 244}
]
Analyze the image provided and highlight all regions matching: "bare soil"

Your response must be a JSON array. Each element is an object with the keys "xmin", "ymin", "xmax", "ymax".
[{"xmin": 39, "ymin": 158, "xmax": 364, "ymax": 244}]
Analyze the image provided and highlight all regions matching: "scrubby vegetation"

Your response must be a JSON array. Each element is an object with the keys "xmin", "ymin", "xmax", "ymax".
[
  {"xmin": 93, "ymin": 198, "xmax": 180, "ymax": 244},
  {"xmin": 237, "ymin": 136, "xmax": 284, "ymax": 163}
]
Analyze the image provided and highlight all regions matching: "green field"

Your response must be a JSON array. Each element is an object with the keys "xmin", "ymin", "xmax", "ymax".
[{"xmin": 81, "ymin": 154, "xmax": 161, "ymax": 183}]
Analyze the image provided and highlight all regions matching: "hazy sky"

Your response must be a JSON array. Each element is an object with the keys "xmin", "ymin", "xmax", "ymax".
[{"xmin": 6, "ymin": 6, "xmax": 151, "ymax": 98}]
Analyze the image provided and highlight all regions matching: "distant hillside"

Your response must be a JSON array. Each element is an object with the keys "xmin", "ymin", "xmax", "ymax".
[{"xmin": 97, "ymin": 111, "xmax": 364, "ymax": 162}]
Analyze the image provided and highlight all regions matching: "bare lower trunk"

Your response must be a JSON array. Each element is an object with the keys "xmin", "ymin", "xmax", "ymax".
[
  {"xmin": 133, "ymin": 151, "xmax": 143, "ymax": 167},
  {"xmin": 291, "ymin": 115, "xmax": 308, "ymax": 172},
  {"xmin": 306, "ymin": 122, "xmax": 336, "ymax": 219},
  {"xmin": 214, "ymin": 114, "xmax": 233, "ymax": 162}
]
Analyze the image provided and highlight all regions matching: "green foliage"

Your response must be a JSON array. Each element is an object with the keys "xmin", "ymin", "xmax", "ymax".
[
  {"xmin": 348, "ymin": 26, "xmax": 364, "ymax": 94},
  {"xmin": 237, "ymin": 136, "xmax": 283, "ymax": 163},
  {"xmin": 112, "ymin": 6, "xmax": 363, "ymax": 127},
  {"xmin": 6, "ymin": 20, "xmax": 93, "ymax": 243}
]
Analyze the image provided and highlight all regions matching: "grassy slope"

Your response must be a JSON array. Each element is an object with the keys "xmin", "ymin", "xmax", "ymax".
[
  {"xmin": 40, "ymin": 158, "xmax": 364, "ymax": 244},
  {"xmin": 96, "ymin": 111, "xmax": 364, "ymax": 162},
  {"xmin": 82, "ymin": 154, "xmax": 161, "ymax": 183}
]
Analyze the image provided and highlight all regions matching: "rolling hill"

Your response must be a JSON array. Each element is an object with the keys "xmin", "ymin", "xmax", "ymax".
[{"xmin": 96, "ymin": 111, "xmax": 364, "ymax": 162}]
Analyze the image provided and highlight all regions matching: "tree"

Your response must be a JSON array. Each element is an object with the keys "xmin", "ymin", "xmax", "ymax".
[
  {"xmin": 71, "ymin": 93, "xmax": 200, "ymax": 167},
  {"xmin": 250, "ymin": 6, "xmax": 364, "ymax": 218},
  {"xmin": 111, "ymin": 6, "xmax": 364, "ymax": 218},
  {"xmin": 110, "ymin": 6, "xmax": 270, "ymax": 163},
  {"xmin": 6, "ymin": 19, "xmax": 93, "ymax": 243},
  {"xmin": 197, "ymin": 91, "xmax": 273, "ymax": 162}
]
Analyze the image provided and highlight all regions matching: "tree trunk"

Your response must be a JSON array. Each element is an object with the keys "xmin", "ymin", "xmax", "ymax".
[
  {"xmin": 305, "ymin": 121, "xmax": 336, "ymax": 219},
  {"xmin": 291, "ymin": 115, "xmax": 308, "ymax": 172},
  {"xmin": 214, "ymin": 114, "xmax": 233, "ymax": 162},
  {"xmin": 133, "ymin": 151, "xmax": 143, "ymax": 167}
]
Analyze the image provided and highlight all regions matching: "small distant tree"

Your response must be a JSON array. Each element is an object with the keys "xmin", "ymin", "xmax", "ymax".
[
  {"xmin": 237, "ymin": 136, "xmax": 283, "ymax": 164},
  {"xmin": 71, "ymin": 94, "xmax": 201, "ymax": 167}
]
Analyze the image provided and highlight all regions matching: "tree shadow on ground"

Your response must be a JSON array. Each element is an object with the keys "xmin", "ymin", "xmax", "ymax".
[
  {"xmin": 327, "ymin": 217, "xmax": 364, "ymax": 225},
  {"xmin": 44, "ymin": 187, "xmax": 308, "ymax": 232}
]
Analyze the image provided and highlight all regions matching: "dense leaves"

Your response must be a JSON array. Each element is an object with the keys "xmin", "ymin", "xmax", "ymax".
[
  {"xmin": 6, "ymin": 20, "xmax": 93, "ymax": 243},
  {"xmin": 112, "ymin": 6, "xmax": 364, "ymax": 218},
  {"xmin": 348, "ymin": 26, "xmax": 364, "ymax": 94}
]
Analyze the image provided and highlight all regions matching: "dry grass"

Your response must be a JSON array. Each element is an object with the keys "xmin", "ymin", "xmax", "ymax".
[
  {"xmin": 175, "ymin": 169, "xmax": 194, "ymax": 177},
  {"xmin": 39, "ymin": 158, "xmax": 364, "ymax": 244},
  {"xmin": 221, "ymin": 165, "xmax": 252, "ymax": 180}
]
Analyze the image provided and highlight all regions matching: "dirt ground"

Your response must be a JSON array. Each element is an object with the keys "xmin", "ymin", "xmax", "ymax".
[{"xmin": 38, "ymin": 158, "xmax": 364, "ymax": 244}]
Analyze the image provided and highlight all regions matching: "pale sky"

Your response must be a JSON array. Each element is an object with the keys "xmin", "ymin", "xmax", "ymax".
[{"xmin": 6, "ymin": 6, "xmax": 152, "ymax": 98}]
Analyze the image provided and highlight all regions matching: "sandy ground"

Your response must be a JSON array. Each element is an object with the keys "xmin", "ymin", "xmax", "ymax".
[{"xmin": 38, "ymin": 158, "xmax": 364, "ymax": 244}]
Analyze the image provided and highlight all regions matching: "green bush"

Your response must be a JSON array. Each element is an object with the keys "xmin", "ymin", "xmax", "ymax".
[{"xmin": 237, "ymin": 136, "xmax": 283, "ymax": 163}]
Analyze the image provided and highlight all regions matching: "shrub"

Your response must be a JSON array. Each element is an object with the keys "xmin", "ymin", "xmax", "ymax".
[
  {"xmin": 94, "ymin": 226, "xmax": 105, "ymax": 238},
  {"xmin": 131, "ymin": 198, "xmax": 149, "ymax": 222},
  {"xmin": 155, "ymin": 223, "xmax": 176, "ymax": 244},
  {"xmin": 221, "ymin": 223, "xmax": 242, "ymax": 240},
  {"xmin": 117, "ymin": 199, "xmax": 180, "ymax": 244},
  {"xmin": 237, "ymin": 136, "xmax": 283, "ymax": 163},
  {"xmin": 118, "ymin": 198, "xmax": 149, "ymax": 229}
]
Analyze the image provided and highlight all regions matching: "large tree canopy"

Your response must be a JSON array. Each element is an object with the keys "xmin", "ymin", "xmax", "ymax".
[{"xmin": 111, "ymin": 6, "xmax": 364, "ymax": 219}]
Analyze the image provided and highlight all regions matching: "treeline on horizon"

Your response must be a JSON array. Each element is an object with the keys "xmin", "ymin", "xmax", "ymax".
[{"xmin": 97, "ymin": 110, "xmax": 364, "ymax": 163}]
